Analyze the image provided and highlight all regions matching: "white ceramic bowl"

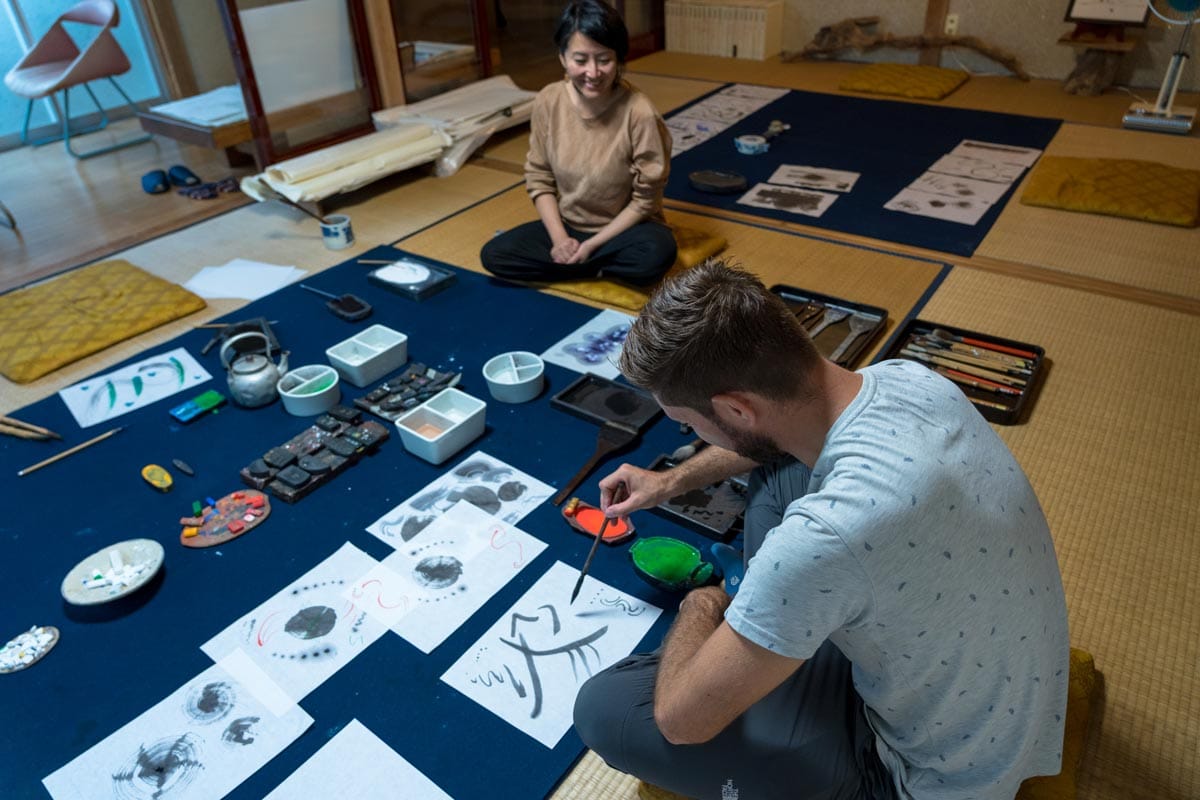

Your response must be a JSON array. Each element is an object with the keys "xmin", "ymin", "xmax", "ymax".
[
  {"xmin": 277, "ymin": 365, "xmax": 341, "ymax": 416},
  {"xmin": 482, "ymin": 351, "xmax": 545, "ymax": 404}
]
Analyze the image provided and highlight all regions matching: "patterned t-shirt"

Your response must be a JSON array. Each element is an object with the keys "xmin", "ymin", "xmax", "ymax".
[{"xmin": 725, "ymin": 359, "xmax": 1069, "ymax": 800}]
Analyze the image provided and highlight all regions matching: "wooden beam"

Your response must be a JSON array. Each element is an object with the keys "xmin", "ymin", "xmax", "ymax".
[
  {"xmin": 363, "ymin": 0, "xmax": 406, "ymax": 108},
  {"xmin": 920, "ymin": 0, "xmax": 951, "ymax": 67},
  {"xmin": 137, "ymin": 0, "xmax": 198, "ymax": 99}
]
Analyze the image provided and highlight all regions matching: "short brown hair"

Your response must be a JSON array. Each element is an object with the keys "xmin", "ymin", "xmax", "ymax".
[{"xmin": 619, "ymin": 258, "xmax": 822, "ymax": 412}]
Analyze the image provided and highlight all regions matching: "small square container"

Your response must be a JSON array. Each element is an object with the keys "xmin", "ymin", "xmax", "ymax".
[
  {"xmin": 482, "ymin": 351, "xmax": 544, "ymax": 403},
  {"xmin": 326, "ymin": 324, "xmax": 408, "ymax": 387},
  {"xmin": 394, "ymin": 387, "xmax": 486, "ymax": 464}
]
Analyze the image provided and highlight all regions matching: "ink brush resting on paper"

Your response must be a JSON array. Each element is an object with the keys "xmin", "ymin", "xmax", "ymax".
[{"xmin": 571, "ymin": 482, "xmax": 627, "ymax": 604}]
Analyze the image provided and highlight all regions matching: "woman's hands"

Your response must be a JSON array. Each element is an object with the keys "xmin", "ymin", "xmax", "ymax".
[{"xmin": 550, "ymin": 236, "xmax": 596, "ymax": 265}]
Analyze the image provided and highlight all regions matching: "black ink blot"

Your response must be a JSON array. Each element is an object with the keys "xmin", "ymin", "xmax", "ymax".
[{"xmin": 285, "ymin": 606, "xmax": 337, "ymax": 639}]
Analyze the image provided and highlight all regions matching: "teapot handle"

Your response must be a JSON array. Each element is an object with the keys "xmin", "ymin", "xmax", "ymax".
[{"xmin": 220, "ymin": 331, "xmax": 270, "ymax": 370}]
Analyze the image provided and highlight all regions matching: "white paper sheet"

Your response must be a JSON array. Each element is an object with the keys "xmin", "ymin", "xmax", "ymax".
[
  {"xmin": 907, "ymin": 172, "xmax": 1012, "ymax": 205},
  {"xmin": 949, "ymin": 139, "xmax": 1043, "ymax": 169},
  {"xmin": 665, "ymin": 84, "xmax": 788, "ymax": 155},
  {"xmin": 540, "ymin": 308, "xmax": 635, "ymax": 380},
  {"xmin": 365, "ymin": 451, "xmax": 554, "ymax": 548},
  {"xmin": 737, "ymin": 182, "xmax": 838, "ymax": 218},
  {"xmin": 767, "ymin": 164, "xmax": 861, "ymax": 193},
  {"xmin": 351, "ymin": 502, "xmax": 547, "ymax": 653},
  {"xmin": 43, "ymin": 660, "xmax": 312, "ymax": 800},
  {"xmin": 927, "ymin": 153, "xmax": 1025, "ymax": 184},
  {"xmin": 183, "ymin": 259, "xmax": 306, "ymax": 300},
  {"xmin": 201, "ymin": 542, "xmax": 389, "ymax": 702},
  {"xmin": 665, "ymin": 115, "xmax": 723, "ymax": 153},
  {"xmin": 264, "ymin": 719, "xmax": 452, "ymax": 800},
  {"xmin": 442, "ymin": 561, "xmax": 661, "ymax": 748},
  {"xmin": 885, "ymin": 186, "xmax": 992, "ymax": 225},
  {"xmin": 58, "ymin": 347, "xmax": 211, "ymax": 428},
  {"xmin": 149, "ymin": 85, "xmax": 247, "ymax": 126}
]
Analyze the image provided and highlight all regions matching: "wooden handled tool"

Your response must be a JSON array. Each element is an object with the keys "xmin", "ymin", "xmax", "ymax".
[
  {"xmin": 551, "ymin": 421, "xmax": 640, "ymax": 506},
  {"xmin": 570, "ymin": 482, "xmax": 627, "ymax": 604}
]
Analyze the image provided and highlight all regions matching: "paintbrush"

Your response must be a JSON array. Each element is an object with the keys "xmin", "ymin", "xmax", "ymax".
[
  {"xmin": 17, "ymin": 426, "xmax": 125, "ymax": 477},
  {"xmin": 0, "ymin": 415, "xmax": 61, "ymax": 440},
  {"xmin": 242, "ymin": 177, "xmax": 329, "ymax": 224},
  {"xmin": 570, "ymin": 482, "xmax": 626, "ymax": 604},
  {"xmin": 0, "ymin": 422, "xmax": 51, "ymax": 441}
]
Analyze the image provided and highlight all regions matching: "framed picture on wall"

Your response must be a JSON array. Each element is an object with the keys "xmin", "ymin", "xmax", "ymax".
[{"xmin": 1065, "ymin": 0, "xmax": 1152, "ymax": 26}]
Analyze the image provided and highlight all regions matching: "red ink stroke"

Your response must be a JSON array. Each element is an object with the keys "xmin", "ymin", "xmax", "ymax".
[{"xmin": 490, "ymin": 525, "xmax": 524, "ymax": 568}]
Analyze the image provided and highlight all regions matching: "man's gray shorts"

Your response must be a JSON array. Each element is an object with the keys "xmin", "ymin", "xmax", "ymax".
[{"xmin": 572, "ymin": 458, "xmax": 899, "ymax": 800}]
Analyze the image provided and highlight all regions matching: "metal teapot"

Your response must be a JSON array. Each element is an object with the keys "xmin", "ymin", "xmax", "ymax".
[{"xmin": 220, "ymin": 332, "xmax": 289, "ymax": 408}]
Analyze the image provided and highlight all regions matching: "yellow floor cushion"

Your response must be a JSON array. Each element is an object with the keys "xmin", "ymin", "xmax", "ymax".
[
  {"xmin": 839, "ymin": 63, "xmax": 970, "ymax": 100},
  {"xmin": 1021, "ymin": 156, "xmax": 1200, "ymax": 227},
  {"xmin": 549, "ymin": 225, "xmax": 727, "ymax": 312},
  {"xmin": 1016, "ymin": 647, "xmax": 1098, "ymax": 800},
  {"xmin": 0, "ymin": 259, "xmax": 206, "ymax": 384}
]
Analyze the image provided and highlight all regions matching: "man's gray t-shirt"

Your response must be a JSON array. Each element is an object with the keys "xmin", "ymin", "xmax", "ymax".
[{"xmin": 725, "ymin": 359, "xmax": 1069, "ymax": 800}]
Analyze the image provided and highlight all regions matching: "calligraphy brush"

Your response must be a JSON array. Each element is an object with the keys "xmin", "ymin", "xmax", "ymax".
[{"xmin": 570, "ymin": 482, "xmax": 626, "ymax": 604}]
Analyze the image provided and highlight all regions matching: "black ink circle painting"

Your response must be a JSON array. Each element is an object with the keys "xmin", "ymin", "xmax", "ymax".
[
  {"xmin": 284, "ymin": 605, "xmax": 337, "ymax": 639},
  {"xmin": 112, "ymin": 733, "xmax": 203, "ymax": 799},
  {"xmin": 183, "ymin": 680, "xmax": 235, "ymax": 724},
  {"xmin": 413, "ymin": 555, "xmax": 464, "ymax": 589}
]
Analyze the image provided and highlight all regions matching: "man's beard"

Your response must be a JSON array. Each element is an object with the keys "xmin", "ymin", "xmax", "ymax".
[{"xmin": 713, "ymin": 417, "xmax": 788, "ymax": 464}]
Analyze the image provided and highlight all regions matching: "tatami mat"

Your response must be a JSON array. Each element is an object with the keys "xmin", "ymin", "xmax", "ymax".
[
  {"xmin": 975, "ymin": 123, "xmax": 1200, "ymax": 302},
  {"xmin": 629, "ymin": 51, "xmax": 1200, "ymax": 128},
  {"xmin": 397, "ymin": 185, "xmax": 946, "ymax": 342},
  {"xmin": 919, "ymin": 268, "xmax": 1200, "ymax": 800},
  {"xmin": 550, "ymin": 752, "xmax": 640, "ymax": 800},
  {"xmin": 0, "ymin": 165, "xmax": 520, "ymax": 415}
]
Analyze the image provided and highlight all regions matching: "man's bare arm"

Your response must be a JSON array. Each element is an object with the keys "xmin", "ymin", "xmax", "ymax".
[
  {"xmin": 653, "ymin": 586, "xmax": 803, "ymax": 745},
  {"xmin": 599, "ymin": 446, "xmax": 756, "ymax": 516}
]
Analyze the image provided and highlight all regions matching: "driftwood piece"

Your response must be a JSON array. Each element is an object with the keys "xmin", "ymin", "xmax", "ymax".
[{"xmin": 785, "ymin": 17, "xmax": 1031, "ymax": 82}]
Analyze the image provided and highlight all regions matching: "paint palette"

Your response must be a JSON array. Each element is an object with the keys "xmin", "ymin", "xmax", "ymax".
[
  {"xmin": 647, "ymin": 455, "xmax": 748, "ymax": 542},
  {"xmin": 61, "ymin": 538, "xmax": 165, "ymax": 606},
  {"xmin": 561, "ymin": 498, "xmax": 636, "ymax": 545},
  {"xmin": 550, "ymin": 374, "xmax": 661, "ymax": 433},
  {"xmin": 179, "ymin": 489, "xmax": 271, "ymax": 548},
  {"xmin": 0, "ymin": 625, "xmax": 60, "ymax": 674}
]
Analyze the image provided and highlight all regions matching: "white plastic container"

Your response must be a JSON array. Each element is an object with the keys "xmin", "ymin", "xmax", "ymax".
[
  {"xmin": 326, "ymin": 324, "xmax": 408, "ymax": 387},
  {"xmin": 482, "ymin": 351, "xmax": 545, "ymax": 403},
  {"xmin": 277, "ymin": 365, "xmax": 341, "ymax": 416},
  {"xmin": 394, "ymin": 387, "xmax": 486, "ymax": 465}
]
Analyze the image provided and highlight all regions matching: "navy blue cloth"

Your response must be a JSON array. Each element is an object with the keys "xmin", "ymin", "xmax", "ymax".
[
  {"xmin": 666, "ymin": 87, "xmax": 1062, "ymax": 256},
  {"xmin": 0, "ymin": 249, "xmax": 703, "ymax": 799}
]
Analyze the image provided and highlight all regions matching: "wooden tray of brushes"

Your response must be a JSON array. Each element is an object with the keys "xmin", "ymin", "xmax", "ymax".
[{"xmin": 878, "ymin": 319, "xmax": 1046, "ymax": 425}]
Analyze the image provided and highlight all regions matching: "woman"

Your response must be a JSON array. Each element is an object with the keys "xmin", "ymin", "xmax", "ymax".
[{"xmin": 480, "ymin": 0, "xmax": 676, "ymax": 285}]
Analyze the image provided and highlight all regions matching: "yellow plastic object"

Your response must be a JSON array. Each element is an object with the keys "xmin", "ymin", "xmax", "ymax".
[
  {"xmin": 141, "ymin": 464, "xmax": 173, "ymax": 492},
  {"xmin": 1015, "ymin": 647, "xmax": 1098, "ymax": 800},
  {"xmin": 549, "ymin": 225, "xmax": 727, "ymax": 311},
  {"xmin": 0, "ymin": 260, "xmax": 206, "ymax": 384},
  {"xmin": 839, "ymin": 63, "xmax": 969, "ymax": 100},
  {"xmin": 1020, "ymin": 156, "xmax": 1200, "ymax": 228}
]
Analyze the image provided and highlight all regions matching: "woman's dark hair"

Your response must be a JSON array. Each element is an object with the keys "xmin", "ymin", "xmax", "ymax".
[{"xmin": 553, "ymin": 1, "xmax": 629, "ymax": 63}]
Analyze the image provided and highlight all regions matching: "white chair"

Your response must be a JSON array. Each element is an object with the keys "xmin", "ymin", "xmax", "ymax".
[{"xmin": 4, "ymin": 0, "xmax": 151, "ymax": 158}]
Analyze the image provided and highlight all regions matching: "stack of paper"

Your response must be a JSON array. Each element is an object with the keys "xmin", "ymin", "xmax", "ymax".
[
  {"xmin": 183, "ymin": 259, "xmax": 306, "ymax": 300},
  {"xmin": 148, "ymin": 85, "xmax": 247, "ymax": 127}
]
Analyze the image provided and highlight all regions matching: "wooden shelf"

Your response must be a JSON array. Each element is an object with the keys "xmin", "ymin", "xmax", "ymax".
[{"xmin": 1057, "ymin": 32, "xmax": 1138, "ymax": 53}]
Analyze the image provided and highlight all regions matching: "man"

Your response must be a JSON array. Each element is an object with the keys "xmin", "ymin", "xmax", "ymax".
[{"xmin": 573, "ymin": 260, "xmax": 1069, "ymax": 800}]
